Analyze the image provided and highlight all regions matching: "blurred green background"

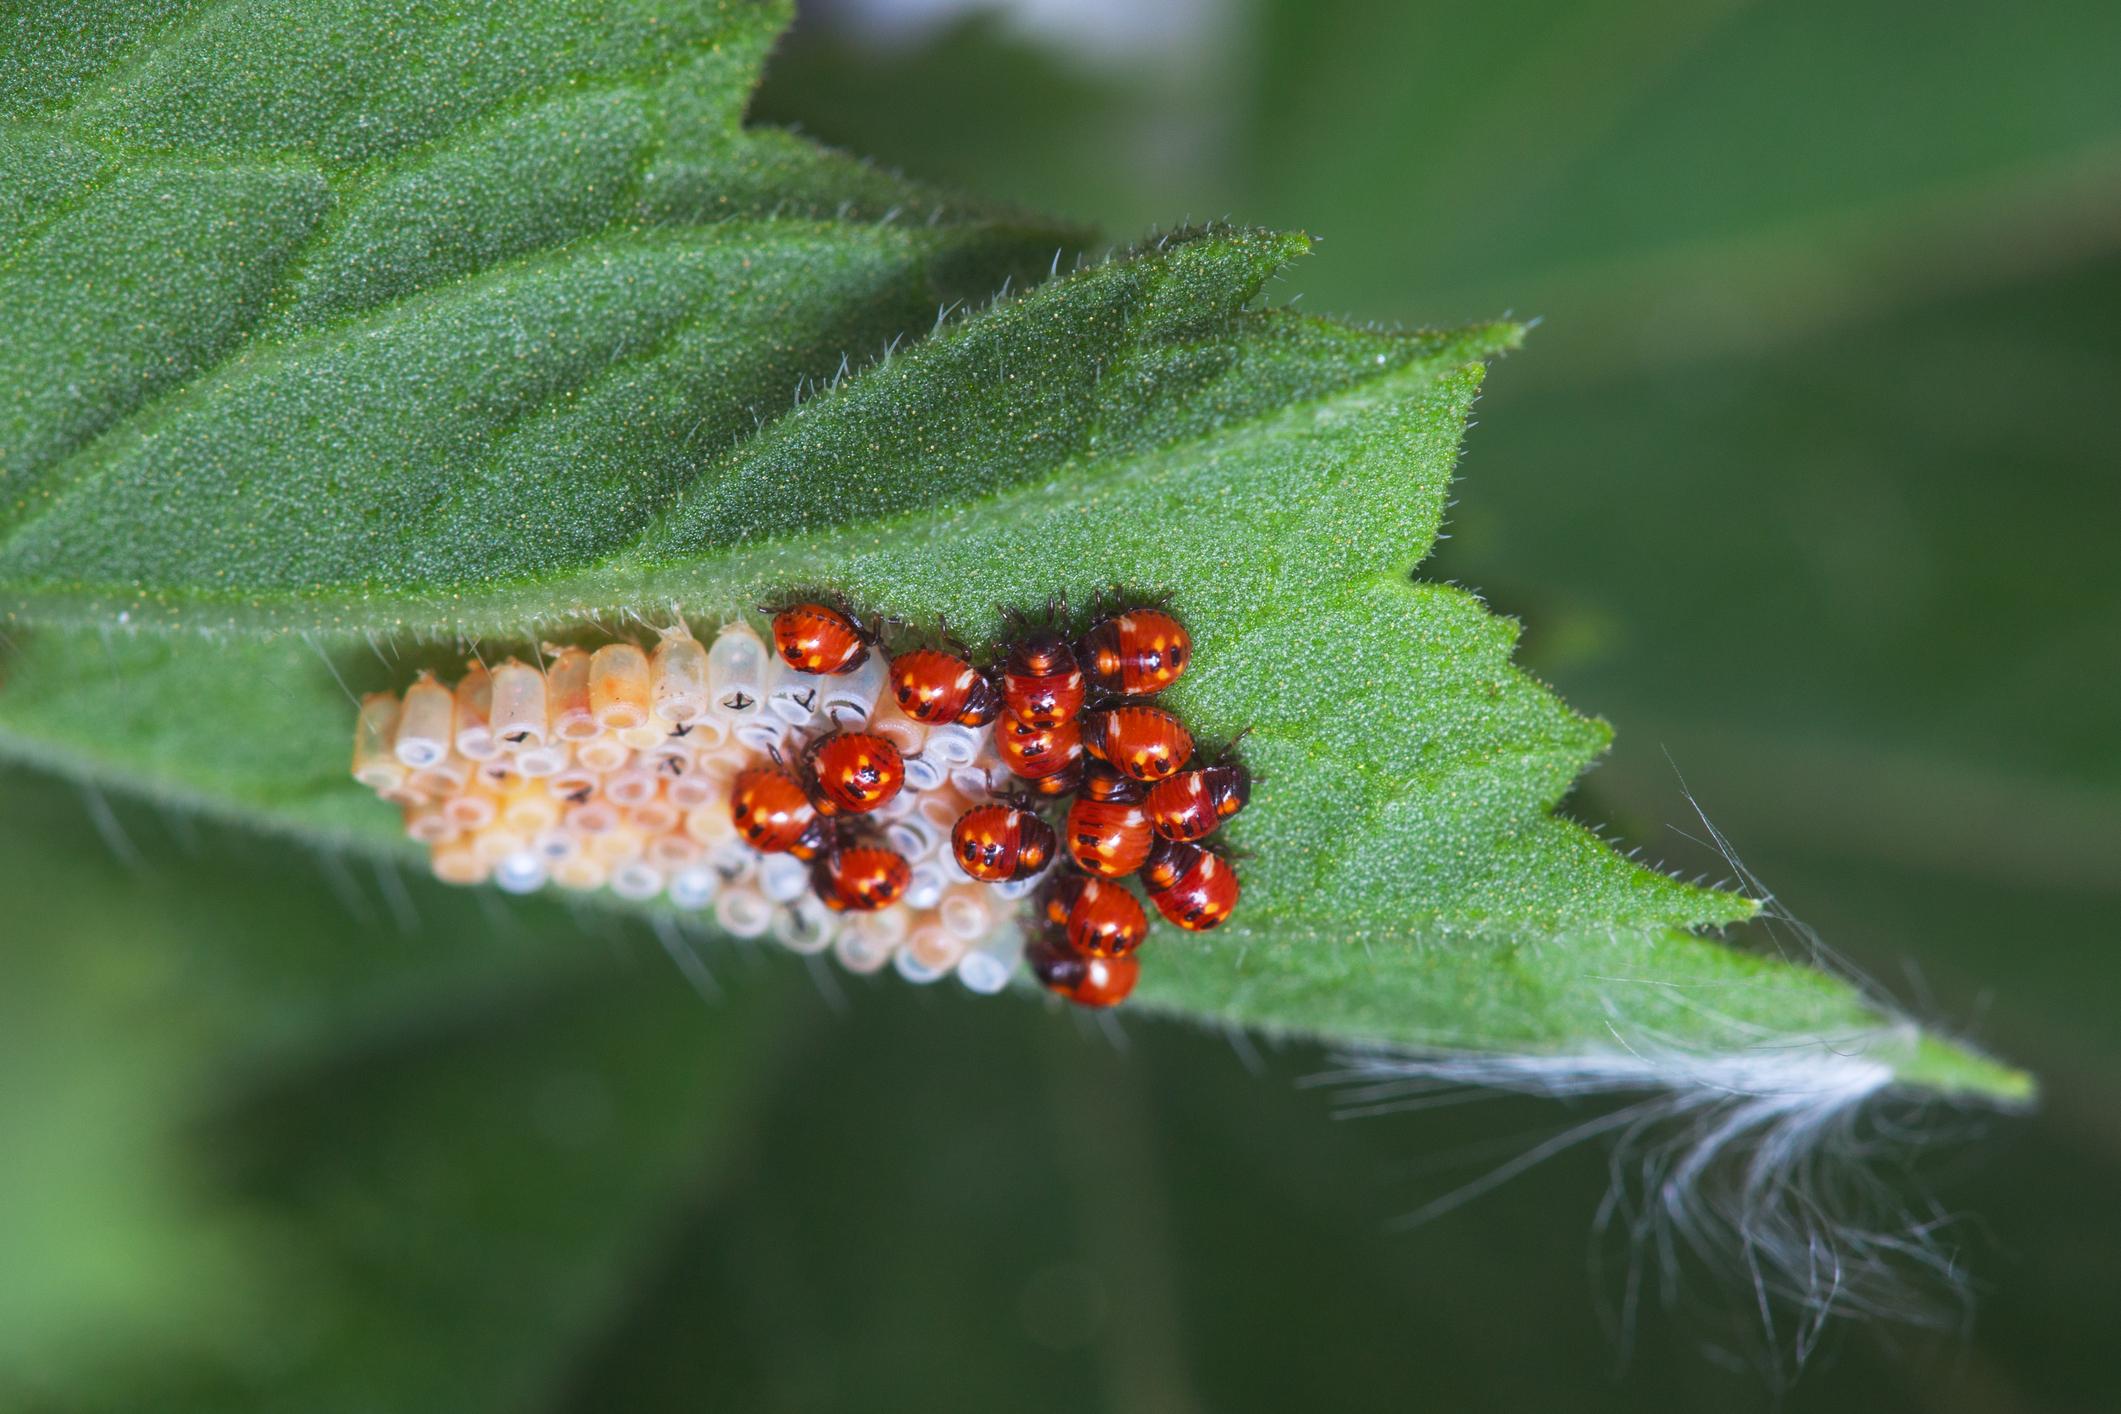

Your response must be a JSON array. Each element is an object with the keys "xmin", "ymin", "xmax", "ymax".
[{"xmin": 5, "ymin": 0, "xmax": 2118, "ymax": 1408}]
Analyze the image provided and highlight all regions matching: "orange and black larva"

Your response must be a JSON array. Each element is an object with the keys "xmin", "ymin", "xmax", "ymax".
[
  {"xmin": 994, "ymin": 711, "xmax": 1086, "ymax": 793},
  {"xmin": 1063, "ymin": 765, "xmax": 1155, "ymax": 877},
  {"xmin": 888, "ymin": 646, "xmax": 1002, "ymax": 726},
  {"xmin": 1077, "ymin": 606, "xmax": 1191, "ymax": 697},
  {"xmin": 347, "ymin": 599, "xmax": 1244, "ymax": 1006},
  {"xmin": 1000, "ymin": 623, "xmax": 1086, "ymax": 729},
  {"xmin": 1043, "ymin": 873, "xmax": 1150, "ymax": 958},
  {"xmin": 730, "ymin": 763, "xmax": 817, "ymax": 851},
  {"xmin": 803, "ymin": 729, "xmax": 905, "ymax": 816},
  {"xmin": 770, "ymin": 600, "xmax": 873, "ymax": 675},
  {"xmin": 816, "ymin": 841, "xmax": 913, "ymax": 913},
  {"xmin": 951, "ymin": 800, "xmax": 1056, "ymax": 883},
  {"xmin": 1144, "ymin": 759, "xmax": 1250, "ymax": 842},
  {"xmin": 1027, "ymin": 930, "xmax": 1140, "ymax": 1009},
  {"xmin": 1082, "ymin": 701, "xmax": 1194, "ymax": 782},
  {"xmin": 1140, "ymin": 835, "xmax": 1241, "ymax": 932}
]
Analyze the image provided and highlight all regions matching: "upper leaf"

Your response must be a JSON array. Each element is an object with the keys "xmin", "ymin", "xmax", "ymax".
[
  {"xmin": 0, "ymin": 0, "xmax": 1070, "ymax": 615},
  {"xmin": 0, "ymin": 0, "xmax": 2022, "ymax": 1097}
]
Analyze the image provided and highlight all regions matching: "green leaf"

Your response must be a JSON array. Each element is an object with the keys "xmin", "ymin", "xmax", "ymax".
[
  {"xmin": 0, "ymin": 0, "xmax": 2021, "ymax": 1098},
  {"xmin": 0, "ymin": 0, "xmax": 1071, "ymax": 597}
]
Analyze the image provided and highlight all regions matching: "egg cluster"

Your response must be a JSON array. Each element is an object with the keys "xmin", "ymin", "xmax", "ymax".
[
  {"xmin": 347, "ymin": 598, "xmax": 1246, "ymax": 1008},
  {"xmin": 893, "ymin": 599, "xmax": 1248, "ymax": 1010},
  {"xmin": 347, "ymin": 623, "xmax": 1027, "ymax": 992}
]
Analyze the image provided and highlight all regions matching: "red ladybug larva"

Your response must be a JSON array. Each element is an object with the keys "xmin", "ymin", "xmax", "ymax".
[
  {"xmin": 729, "ymin": 764, "xmax": 817, "ymax": 852},
  {"xmin": 1077, "ymin": 607, "xmax": 1191, "ymax": 697},
  {"xmin": 1141, "ymin": 836, "xmax": 1240, "ymax": 931},
  {"xmin": 951, "ymin": 802, "xmax": 1056, "ymax": 883},
  {"xmin": 1043, "ymin": 874, "xmax": 1149, "ymax": 957},
  {"xmin": 804, "ymin": 731, "xmax": 905, "ymax": 816},
  {"xmin": 1063, "ymin": 765, "xmax": 1154, "ymax": 877},
  {"xmin": 1145, "ymin": 761, "xmax": 1251, "ymax": 842},
  {"xmin": 995, "ymin": 711, "xmax": 1085, "ymax": 795},
  {"xmin": 1027, "ymin": 931, "xmax": 1140, "ymax": 1008},
  {"xmin": 888, "ymin": 647, "xmax": 1002, "ymax": 726},
  {"xmin": 1000, "ymin": 627, "xmax": 1085, "ymax": 729},
  {"xmin": 771, "ymin": 602, "xmax": 871, "ymax": 675},
  {"xmin": 1082, "ymin": 702, "xmax": 1193, "ymax": 782},
  {"xmin": 815, "ymin": 843, "xmax": 912, "ymax": 912}
]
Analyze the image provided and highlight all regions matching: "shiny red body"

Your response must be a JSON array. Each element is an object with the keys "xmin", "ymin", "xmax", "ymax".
[
  {"xmin": 1145, "ymin": 764, "xmax": 1250, "ymax": 841},
  {"xmin": 805, "ymin": 731, "xmax": 904, "ymax": 815},
  {"xmin": 1000, "ymin": 632, "xmax": 1086, "ymax": 728},
  {"xmin": 888, "ymin": 648, "xmax": 1000, "ymax": 725},
  {"xmin": 729, "ymin": 766, "xmax": 817, "ymax": 852},
  {"xmin": 1044, "ymin": 875, "xmax": 1149, "ymax": 957},
  {"xmin": 996, "ymin": 711, "xmax": 1084, "ymax": 785},
  {"xmin": 951, "ymin": 803, "xmax": 1056, "ymax": 883},
  {"xmin": 817, "ymin": 845, "xmax": 912, "ymax": 912},
  {"xmin": 1027, "ymin": 932, "xmax": 1140, "ymax": 1008},
  {"xmin": 1082, "ymin": 703, "xmax": 1194, "ymax": 782},
  {"xmin": 1064, "ymin": 769, "xmax": 1154, "ymax": 877},
  {"xmin": 1077, "ymin": 609, "xmax": 1191, "ymax": 696},
  {"xmin": 772, "ymin": 602, "xmax": 869, "ymax": 675},
  {"xmin": 1142, "ymin": 836, "xmax": 1239, "ymax": 931}
]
